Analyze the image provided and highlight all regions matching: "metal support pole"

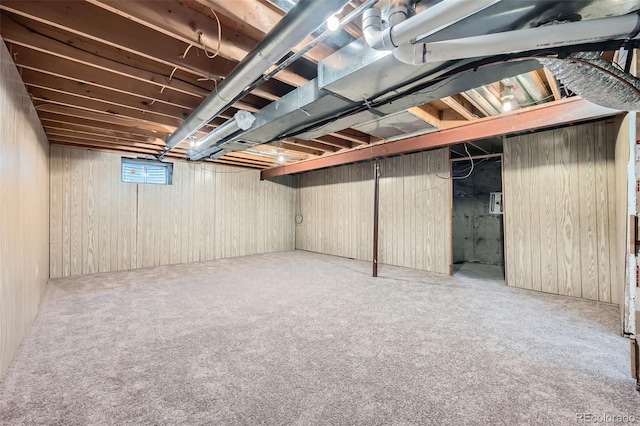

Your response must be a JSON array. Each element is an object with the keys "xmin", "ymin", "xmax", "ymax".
[{"xmin": 373, "ymin": 161, "xmax": 380, "ymax": 277}]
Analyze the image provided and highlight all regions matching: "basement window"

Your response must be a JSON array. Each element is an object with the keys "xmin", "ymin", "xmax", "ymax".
[{"xmin": 121, "ymin": 158, "xmax": 173, "ymax": 185}]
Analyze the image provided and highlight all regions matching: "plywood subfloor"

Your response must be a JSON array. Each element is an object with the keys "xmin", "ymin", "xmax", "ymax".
[{"xmin": 0, "ymin": 251, "xmax": 638, "ymax": 424}]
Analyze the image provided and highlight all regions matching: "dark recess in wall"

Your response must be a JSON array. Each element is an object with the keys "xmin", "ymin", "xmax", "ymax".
[{"xmin": 452, "ymin": 158, "xmax": 504, "ymax": 266}]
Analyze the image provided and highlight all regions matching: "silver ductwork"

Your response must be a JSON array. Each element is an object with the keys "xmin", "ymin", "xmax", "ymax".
[
  {"xmin": 540, "ymin": 52, "xmax": 640, "ymax": 111},
  {"xmin": 162, "ymin": 0, "xmax": 351, "ymax": 153},
  {"xmin": 183, "ymin": 0, "xmax": 640, "ymax": 162}
]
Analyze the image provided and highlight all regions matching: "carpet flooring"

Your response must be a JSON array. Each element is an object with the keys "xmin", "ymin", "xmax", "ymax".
[{"xmin": 0, "ymin": 251, "xmax": 638, "ymax": 425}]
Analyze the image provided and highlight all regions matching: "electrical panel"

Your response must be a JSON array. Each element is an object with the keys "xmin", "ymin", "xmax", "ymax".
[{"xmin": 489, "ymin": 192, "xmax": 503, "ymax": 214}]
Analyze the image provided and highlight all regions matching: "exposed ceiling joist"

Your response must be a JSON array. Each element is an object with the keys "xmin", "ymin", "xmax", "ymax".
[
  {"xmin": 85, "ymin": 0, "xmax": 310, "ymax": 87},
  {"xmin": 190, "ymin": 0, "xmax": 335, "ymax": 62},
  {"xmin": 261, "ymin": 98, "xmax": 619, "ymax": 178}
]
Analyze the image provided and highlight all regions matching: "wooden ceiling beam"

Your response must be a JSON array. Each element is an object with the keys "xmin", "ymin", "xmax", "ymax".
[
  {"xmin": 10, "ymin": 45, "xmax": 267, "ymax": 113},
  {"xmin": 290, "ymin": 138, "xmax": 339, "ymax": 152},
  {"xmin": 458, "ymin": 92, "xmax": 491, "ymax": 118},
  {"xmin": 42, "ymin": 122, "xmax": 154, "ymax": 145},
  {"xmin": 1, "ymin": 13, "xmax": 290, "ymax": 103},
  {"xmin": 212, "ymin": 158, "xmax": 263, "ymax": 169},
  {"xmin": 47, "ymin": 135, "xmax": 179, "ymax": 155},
  {"xmin": 192, "ymin": 0, "xmax": 335, "ymax": 63},
  {"xmin": 261, "ymin": 98, "xmax": 618, "ymax": 178},
  {"xmin": 312, "ymin": 135, "xmax": 354, "ymax": 149},
  {"xmin": 223, "ymin": 153, "xmax": 275, "ymax": 167},
  {"xmin": 542, "ymin": 68, "xmax": 562, "ymax": 101},
  {"xmin": 35, "ymin": 104, "xmax": 182, "ymax": 135},
  {"xmin": 225, "ymin": 151, "xmax": 278, "ymax": 164},
  {"xmin": 49, "ymin": 141, "xmax": 188, "ymax": 160},
  {"xmin": 278, "ymin": 142, "xmax": 323, "ymax": 157},
  {"xmin": 29, "ymin": 87, "xmax": 190, "ymax": 130},
  {"xmin": 0, "ymin": 1, "xmax": 238, "ymax": 79},
  {"xmin": 440, "ymin": 95, "xmax": 479, "ymax": 121},
  {"xmin": 38, "ymin": 112, "xmax": 171, "ymax": 141},
  {"xmin": 1, "ymin": 13, "xmax": 208, "ymax": 98},
  {"xmin": 86, "ymin": 0, "xmax": 309, "ymax": 88},
  {"xmin": 45, "ymin": 128, "xmax": 160, "ymax": 148},
  {"xmin": 22, "ymin": 70, "xmax": 198, "ymax": 121},
  {"xmin": 329, "ymin": 129, "xmax": 370, "ymax": 145},
  {"xmin": 407, "ymin": 104, "xmax": 441, "ymax": 127}
]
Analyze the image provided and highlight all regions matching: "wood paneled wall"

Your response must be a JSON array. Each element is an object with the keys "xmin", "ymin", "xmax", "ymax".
[
  {"xmin": 0, "ymin": 40, "xmax": 50, "ymax": 379},
  {"xmin": 615, "ymin": 114, "xmax": 633, "ymax": 331},
  {"xmin": 296, "ymin": 148, "xmax": 452, "ymax": 275},
  {"xmin": 503, "ymin": 120, "xmax": 619, "ymax": 303},
  {"xmin": 296, "ymin": 162, "xmax": 374, "ymax": 261},
  {"xmin": 378, "ymin": 150, "xmax": 452, "ymax": 274},
  {"xmin": 50, "ymin": 147, "xmax": 295, "ymax": 278}
]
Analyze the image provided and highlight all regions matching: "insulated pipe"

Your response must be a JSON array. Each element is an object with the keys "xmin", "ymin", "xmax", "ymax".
[
  {"xmin": 193, "ymin": 110, "xmax": 255, "ymax": 149},
  {"xmin": 363, "ymin": 0, "xmax": 500, "ymax": 51},
  {"xmin": 163, "ymin": 0, "xmax": 351, "ymax": 151},
  {"xmin": 393, "ymin": 13, "xmax": 640, "ymax": 65}
]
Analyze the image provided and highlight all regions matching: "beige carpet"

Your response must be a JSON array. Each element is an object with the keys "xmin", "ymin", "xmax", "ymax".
[{"xmin": 0, "ymin": 251, "xmax": 638, "ymax": 425}]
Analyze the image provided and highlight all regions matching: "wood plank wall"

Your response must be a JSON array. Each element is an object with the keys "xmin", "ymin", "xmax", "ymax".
[
  {"xmin": 0, "ymin": 40, "xmax": 50, "ymax": 379},
  {"xmin": 615, "ymin": 114, "xmax": 632, "ymax": 329},
  {"xmin": 49, "ymin": 147, "xmax": 295, "ymax": 278},
  {"xmin": 379, "ymin": 149, "xmax": 452, "ymax": 274},
  {"xmin": 503, "ymin": 120, "xmax": 620, "ymax": 303},
  {"xmin": 296, "ymin": 162, "xmax": 374, "ymax": 261},
  {"xmin": 296, "ymin": 148, "xmax": 452, "ymax": 275}
]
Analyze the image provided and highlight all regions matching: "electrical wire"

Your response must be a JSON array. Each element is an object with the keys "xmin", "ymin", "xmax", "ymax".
[{"xmin": 201, "ymin": 8, "xmax": 222, "ymax": 60}]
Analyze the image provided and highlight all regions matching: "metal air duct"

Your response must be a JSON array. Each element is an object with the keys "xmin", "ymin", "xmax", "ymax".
[
  {"xmin": 539, "ymin": 52, "xmax": 640, "ymax": 111},
  {"xmin": 162, "ymin": 0, "xmax": 351, "ymax": 153}
]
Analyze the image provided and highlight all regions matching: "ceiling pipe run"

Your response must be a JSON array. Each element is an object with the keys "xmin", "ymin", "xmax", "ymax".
[
  {"xmin": 392, "ymin": 13, "xmax": 640, "ymax": 65},
  {"xmin": 159, "ymin": 0, "xmax": 351, "ymax": 159},
  {"xmin": 363, "ymin": 0, "xmax": 500, "ymax": 51},
  {"xmin": 193, "ymin": 110, "xmax": 256, "ymax": 149}
]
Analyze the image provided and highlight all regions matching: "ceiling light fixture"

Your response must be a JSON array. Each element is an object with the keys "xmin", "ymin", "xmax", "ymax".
[
  {"xmin": 500, "ymin": 86, "xmax": 517, "ymax": 112},
  {"xmin": 327, "ymin": 14, "xmax": 340, "ymax": 31}
]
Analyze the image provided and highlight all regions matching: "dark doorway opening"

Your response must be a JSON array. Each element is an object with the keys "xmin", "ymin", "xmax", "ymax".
[{"xmin": 451, "ymin": 152, "xmax": 505, "ymax": 279}]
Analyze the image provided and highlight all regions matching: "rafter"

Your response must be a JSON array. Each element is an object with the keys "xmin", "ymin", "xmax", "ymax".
[
  {"xmin": 85, "ymin": 0, "xmax": 309, "ymax": 87},
  {"xmin": 290, "ymin": 138, "xmax": 339, "ymax": 152},
  {"xmin": 440, "ymin": 95, "xmax": 478, "ymax": 121},
  {"xmin": 459, "ymin": 92, "xmax": 491, "ymax": 117},
  {"xmin": 542, "ymin": 68, "xmax": 562, "ymax": 101},
  {"xmin": 191, "ymin": 0, "xmax": 335, "ymax": 63},
  {"xmin": 38, "ymin": 112, "xmax": 170, "ymax": 141},
  {"xmin": 29, "ymin": 87, "xmax": 191, "ymax": 130},
  {"xmin": 11, "ymin": 45, "xmax": 267, "ymax": 115},
  {"xmin": 312, "ymin": 135, "xmax": 353, "ymax": 150},
  {"xmin": 407, "ymin": 104, "xmax": 441, "ymax": 127},
  {"xmin": 35, "ymin": 104, "xmax": 182, "ymax": 135}
]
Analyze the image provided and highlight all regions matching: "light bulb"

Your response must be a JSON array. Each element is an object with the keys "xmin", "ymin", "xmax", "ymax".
[
  {"xmin": 277, "ymin": 154, "xmax": 285, "ymax": 163},
  {"xmin": 502, "ymin": 100, "xmax": 513, "ymax": 112},
  {"xmin": 327, "ymin": 14, "xmax": 340, "ymax": 31}
]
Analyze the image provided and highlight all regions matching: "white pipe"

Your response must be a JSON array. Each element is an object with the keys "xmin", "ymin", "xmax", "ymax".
[
  {"xmin": 193, "ymin": 110, "xmax": 255, "ymax": 152},
  {"xmin": 363, "ymin": 0, "xmax": 500, "ymax": 51},
  {"xmin": 393, "ymin": 13, "xmax": 640, "ymax": 65}
]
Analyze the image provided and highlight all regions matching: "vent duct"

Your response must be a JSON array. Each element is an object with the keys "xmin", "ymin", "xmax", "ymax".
[
  {"xmin": 160, "ymin": 0, "xmax": 351, "ymax": 158},
  {"xmin": 539, "ymin": 52, "xmax": 640, "ymax": 111}
]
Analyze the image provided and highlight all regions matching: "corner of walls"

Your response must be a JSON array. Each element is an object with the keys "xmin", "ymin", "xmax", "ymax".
[{"xmin": 0, "ymin": 38, "xmax": 51, "ymax": 379}]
